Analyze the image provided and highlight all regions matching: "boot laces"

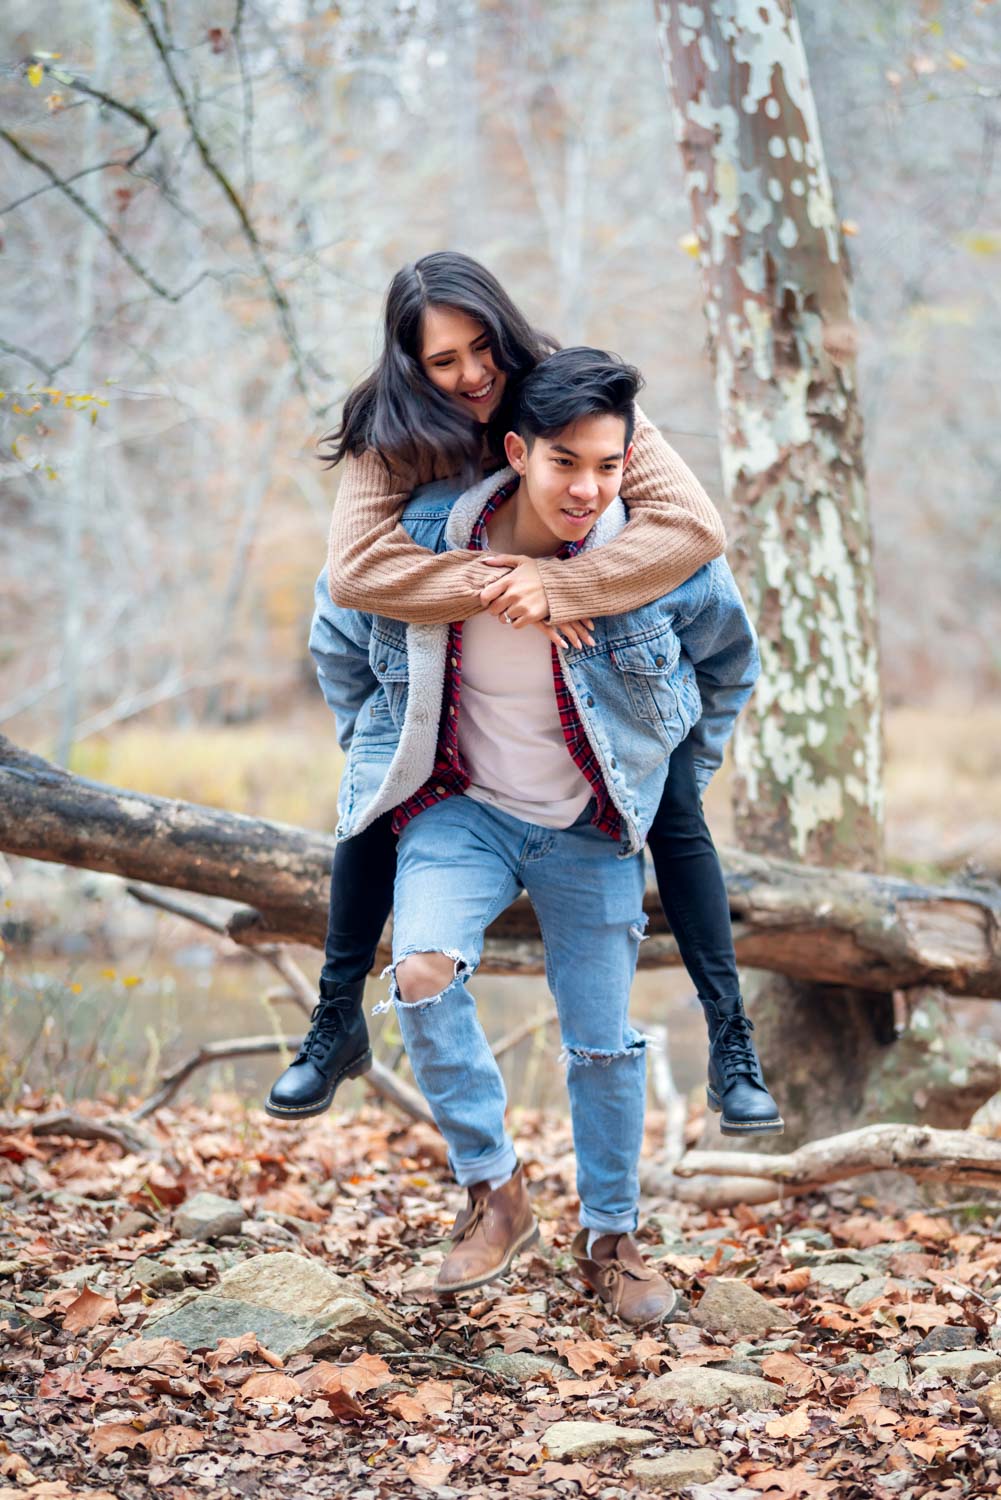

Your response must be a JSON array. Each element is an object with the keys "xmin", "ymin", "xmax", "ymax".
[
  {"xmin": 715, "ymin": 1011, "xmax": 760, "ymax": 1086},
  {"xmin": 298, "ymin": 996, "xmax": 354, "ymax": 1066},
  {"xmin": 453, "ymin": 1195, "xmax": 487, "ymax": 1243}
]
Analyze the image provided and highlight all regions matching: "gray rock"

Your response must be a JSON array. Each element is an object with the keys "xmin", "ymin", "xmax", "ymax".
[
  {"xmin": 173, "ymin": 1192, "xmax": 246, "ymax": 1242},
  {"xmin": 637, "ymin": 1368, "xmax": 781, "ymax": 1413},
  {"xmin": 541, "ymin": 1421, "xmax": 657, "ymax": 1461},
  {"xmin": 914, "ymin": 1326, "xmax": 977, "ymax": 1354},
  {"xmin": 913, "ymin": 1350, "xmax": 1001, "ymax": 1385},
  {"xmin": 706, "ymin": 1358, "xmax": 764, "ymax": 1378},
  {"xmin": 870, "ymin": 1358, "xmax": 909, "ymax": 1390},
  {"xmin": 845, "ymin": 1276, "xmax": 888, "ymax": 1309},
  {"xmin": 976, "ymin": 1379, "xmax": 1001, "ymax": 1426},
  {"xmin": 143, "ymin": 1250, "xmax": 412, "ymax": 1358},
  {"xmin": 862, "ymin": 1240, "xmax": 925, "ymax": 1265},
  {"xmin": 810, "ymin": 1263, "xmax": 866, "ymax": 1294},
  {"xmin": 482, "ymin": 1351, "xmax": 575, "ymax": 1384},
  {"xmin": 627, "ymin": 1450, "xmax": 723, "ymax": 1492},
  {"xmin": 109, "ymin": 1210, "xmax": 156, "ymax": 1240},
  {"xmin": 785, "ymin": 1243, "xmax": 869, "ymax": 1269},
  {"xmin": 128, "ymin": 1256, "xmax": 185, "ymax": 1295},
  {"xmin": 50, "ymin": 1265, "xmax": 99, "ymax": 1289},
  {"xmin": 691, "ymin": 1278, "xmax": 794, "ymax": 1339},
  {"xmin": 0, "ymin": 1297, "xmax": 49, "ymax": 1335}
]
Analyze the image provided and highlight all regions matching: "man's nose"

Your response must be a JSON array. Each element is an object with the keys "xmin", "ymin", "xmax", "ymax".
[{"xmin": 569, "ymin": 474, "xmax": 600, "ymax": 501}]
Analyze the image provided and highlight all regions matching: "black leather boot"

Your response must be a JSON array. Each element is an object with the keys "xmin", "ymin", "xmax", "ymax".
[
  {"xmin": 701, "ymin": 995, "xmax": 783, "ymax": 1135},
  {"xmin": 265, "ymin": 978, "xmax": 372, "ymax": 1120}
]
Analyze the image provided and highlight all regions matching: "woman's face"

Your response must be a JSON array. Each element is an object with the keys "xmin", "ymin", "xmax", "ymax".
[{"xmin": 419, "ymin": 305, "xmax": 506, "ymax": 424}]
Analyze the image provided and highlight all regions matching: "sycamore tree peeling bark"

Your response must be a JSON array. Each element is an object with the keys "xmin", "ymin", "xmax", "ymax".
[
  {"xmin": 646, "ymin": 2, "xmax": 997, "ymax": 1145},
  {"xmin": 653, "ymin": 0, "xmax": 883, "ymax": 870}
]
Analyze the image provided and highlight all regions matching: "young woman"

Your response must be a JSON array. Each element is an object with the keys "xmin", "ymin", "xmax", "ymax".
[{"xmin": 265, "ymin": 251, "xmax": 781, "ymax": 1136}]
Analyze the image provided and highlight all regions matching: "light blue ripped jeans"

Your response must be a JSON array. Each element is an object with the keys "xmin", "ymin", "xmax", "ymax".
[{"xmin": 377, "ymin": 795, "xmax": 649, "ymax": 1234}]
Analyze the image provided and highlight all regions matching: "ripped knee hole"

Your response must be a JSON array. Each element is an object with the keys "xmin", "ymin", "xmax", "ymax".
[{"xmin": 395, "ymin": 950, "xmax": 464, "ymax": 1005}]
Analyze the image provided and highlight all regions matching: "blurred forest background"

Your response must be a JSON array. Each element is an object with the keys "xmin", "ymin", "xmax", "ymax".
[{"xmin": 1, "ymin": 0, "xmax": 999, "ymax": 1110}]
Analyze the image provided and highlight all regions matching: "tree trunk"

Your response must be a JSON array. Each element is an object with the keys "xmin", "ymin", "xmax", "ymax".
[
  {"xmin": 3, "ymin": 734, "xmax": 1000, "ymax": 999},
  {"xmin": 653, "ymin": 1, "xmax": 954, "ymax": 1142}
]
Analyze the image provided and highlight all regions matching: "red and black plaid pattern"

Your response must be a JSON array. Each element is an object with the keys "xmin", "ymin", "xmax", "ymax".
[{"xmin": 393, "ymin": 477, "xmax": 621, "ymax": 840}]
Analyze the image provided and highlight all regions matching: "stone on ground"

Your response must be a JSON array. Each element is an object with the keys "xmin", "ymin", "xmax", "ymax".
[
  {"xmin": 691, "ymin": 1277, "xmax": 793, "ymax": 1338},
  {"xmin": 914, "ymin": 1326, "xmax": 978, "ymax": 1354},
  {"xmin": 127, "ymin": 1256, "xmax": 185, "ymax": 1295},
  {"xmin": 636, "ymin": 1367, "xmax": 781, "ymax": 1412},
  {"xmin": 173, "ymin": 1192, "xmax": 246, "ymax": 1242},
  {"xmin": 541, "ymin": 1421, "xmax": 657, "ymax": 1461},
  {"xmin": 143, "ymin": 1250, "xmax": 412, "ymax": 1358},
  {"xmin": 810, "ymin": 1263, "xmax": 866, "ymax": 1293},
  {"xmin": 482, "ymin": 1351, "xmax": 574, "ymax": 1383},
  {"xmin": 627, "ymin": 1449, "xmax": 723, "ymax": 1491},
  {"xmin": 913, "ymin": 1350, "xmax": 1001, "ymax": 1385},
  {"xmin": 845, "ymin": 1276, "xmax": 888, "ymax": 1309},
  {"xmin": 976, "ymin": 1379, "xmax": 1001, "ymax": 1426}
]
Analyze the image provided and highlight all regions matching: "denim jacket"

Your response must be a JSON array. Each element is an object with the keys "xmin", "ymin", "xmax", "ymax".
[{"xmin": 311, "ymin": 468, "xmax": 759, "ymax": 857}]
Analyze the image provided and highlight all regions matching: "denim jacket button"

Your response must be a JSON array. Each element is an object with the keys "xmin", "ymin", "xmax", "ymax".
[
  {"xmin": 586, "ymin": 695, "xmax": 595, "ymax": 707},
  {"xmin": 377, "ymin": 661, "xmax": 388, "ymax": 673},
  {"xmin": 610, "ymin": 757, "xmax": 617, "ymax": 769},
  {"xmin": 654, "ymin": 654, "xmax": 666, "ymax": 667}
]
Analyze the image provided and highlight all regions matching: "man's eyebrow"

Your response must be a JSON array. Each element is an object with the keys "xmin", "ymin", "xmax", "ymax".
[{"xmin": 549, "ymin": 441, "xmax": 624, "ymax": 461}]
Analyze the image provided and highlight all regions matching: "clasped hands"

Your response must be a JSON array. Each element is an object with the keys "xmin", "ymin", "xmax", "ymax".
[{"xmin": 478, "ymin": 554, "xmax": 595, "ymax": 651}]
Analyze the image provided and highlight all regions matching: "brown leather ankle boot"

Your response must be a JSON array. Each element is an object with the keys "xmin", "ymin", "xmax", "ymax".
[
  {"xmin": 435, "ymin": 1166, "xmax": 539, "ymax": 1294},
  {"xmin": 570, "ymin": 1229, "xmax": 678, "ymax": 1327}
]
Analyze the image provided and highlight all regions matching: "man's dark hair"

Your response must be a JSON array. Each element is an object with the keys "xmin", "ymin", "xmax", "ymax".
[{"xmin": 513, "ymin": 347, "xmax": 644, "ymax": 453}]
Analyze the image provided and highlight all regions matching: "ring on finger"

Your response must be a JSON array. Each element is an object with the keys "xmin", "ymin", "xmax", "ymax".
[{"xmin": 502, "ymin": 610, "xmax": 513, "ymax": 625}]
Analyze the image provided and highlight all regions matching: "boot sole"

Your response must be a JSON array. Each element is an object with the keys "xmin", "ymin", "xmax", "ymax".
[
  {"xmin": 264, "ymin": 1049, "xmax": 373, "ymax": 1120},
  {"xmin": 707, "ymin": 1087, "xmax": 784, "ymax": 1136},
  {"xmin": 435, "ymin": 1222, "xmax": 541, "ymax": 1294}
]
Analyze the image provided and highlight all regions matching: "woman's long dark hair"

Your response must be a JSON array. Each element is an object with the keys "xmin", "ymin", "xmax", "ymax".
[{"xmin": 321, "ymin": 251, "xmax": 557, "ymax": 480}]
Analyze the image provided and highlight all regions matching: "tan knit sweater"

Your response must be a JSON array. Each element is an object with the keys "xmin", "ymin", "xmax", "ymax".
[{"xmin": 326, "ymin": 405, "xmax": 725, "ymax": 626}]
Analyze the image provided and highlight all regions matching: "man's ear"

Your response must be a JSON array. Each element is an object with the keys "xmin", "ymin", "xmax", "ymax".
[
  {"xmin": 622, "ymin": 440, "xmax": 634, "ymax": 473},
  {"xmin": 504, "ymin": 430, "xmax": 529, "ymax": 474}
]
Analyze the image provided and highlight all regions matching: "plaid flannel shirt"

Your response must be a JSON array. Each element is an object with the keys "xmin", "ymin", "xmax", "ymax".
[{"xmin": 393, "ymin": 479, "xmax": 622, "ymax": 841}]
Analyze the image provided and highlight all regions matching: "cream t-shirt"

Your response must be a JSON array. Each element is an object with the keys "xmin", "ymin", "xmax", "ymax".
[{"xmin": 457, "ymin": 608, "xmax": 592, "ymax": 829}]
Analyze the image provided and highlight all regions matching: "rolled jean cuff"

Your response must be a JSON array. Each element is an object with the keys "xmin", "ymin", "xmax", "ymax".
[
  {"xmin": 578, "ymin": 1205, "xmax": 639, "ymax": 1234},
  {"xmin": 450, "ymin": 1139, "xmax": 518, "ymax": 1189}
]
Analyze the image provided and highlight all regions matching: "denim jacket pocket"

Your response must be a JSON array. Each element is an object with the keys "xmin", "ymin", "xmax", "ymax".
[
  {"xmin": 609, "ymin": 632, "xmax": 681, "ymax": 728},
  {"xmin": 369, "ymin": 633, "xmax": 410, "ymax": 726}
]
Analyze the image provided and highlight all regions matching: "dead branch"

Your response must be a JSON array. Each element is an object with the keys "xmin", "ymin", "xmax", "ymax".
[
  {"xmin": 122, "ymin": 884, "xmax": 433, "ymax": 1125},
  {"xmin": 673, "ymin": 1123, "xmax": 1001, "ymax": 1191},
  {"xmin": 3, "ymin": 733, "xmax": 1000, "ymax": 994},
  {"xmin": 0, "ymin": 1108, "xmax": 156, "ymax": 1156}
]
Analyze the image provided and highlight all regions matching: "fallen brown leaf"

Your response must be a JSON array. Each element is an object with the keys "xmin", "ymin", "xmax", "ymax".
[
  {"xmin": 766, "ymin": 1405, "xmax": 812, "ymax": 1439},
  {"xmin": 62, "ymin": 1287, "xmax": 119, "ymax": 1333},
  {"xmin": 238, "ymin": 1371, "xmax": 301, "ymax": 1402},
  {"xmin": 90, "ymin": 1423, "xmax": 145, "ymax": 1456},
  {"xmin": 241, "ymin": 1429, "xmax": 307, "ymax": 1455}
]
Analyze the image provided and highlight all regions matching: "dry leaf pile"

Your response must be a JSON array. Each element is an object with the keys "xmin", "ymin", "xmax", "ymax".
[{"xmin": 1, "ymin": 1095, "xmax": 999, "ymax": 1499}]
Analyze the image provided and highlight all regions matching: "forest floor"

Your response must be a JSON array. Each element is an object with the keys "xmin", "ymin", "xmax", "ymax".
[{"xmin": 1, "ymin": 1097, "xmax": 1000, "ymax": 1500}]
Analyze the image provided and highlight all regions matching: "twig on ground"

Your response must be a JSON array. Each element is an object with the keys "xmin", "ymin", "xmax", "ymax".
[
  {"xmin": 491, "ymin": 1011, "xmax": 557, "ymax": 1060},
  {"xmin": 0, "ymin": 1108, "xmax": 155, "ymax": 1156}
]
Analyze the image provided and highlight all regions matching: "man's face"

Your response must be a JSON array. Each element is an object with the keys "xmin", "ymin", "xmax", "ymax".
[{"xmin": 504, "ymin": 413, "xmax": 632, "ymax": 547}]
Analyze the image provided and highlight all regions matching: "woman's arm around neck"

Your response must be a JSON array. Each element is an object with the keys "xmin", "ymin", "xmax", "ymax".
[{"xmin": 326, "ymin": 447, "xmax": 501, "ymax": 624}]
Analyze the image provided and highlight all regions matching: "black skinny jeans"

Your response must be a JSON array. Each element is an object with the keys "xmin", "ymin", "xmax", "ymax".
[{"xmin": 321, "ymin": 733, "xmax": 740, "ymax": 1004}]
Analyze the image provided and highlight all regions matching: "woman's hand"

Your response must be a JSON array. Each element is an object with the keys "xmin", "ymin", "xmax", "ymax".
[{"xmin": 479, "ymin": 554, "xmax": 595, "ymax": 649}]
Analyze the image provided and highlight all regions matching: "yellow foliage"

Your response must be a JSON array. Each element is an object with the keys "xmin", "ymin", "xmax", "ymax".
[
  {"xmin": 27, "ymin": 63, "xmax": 43, "ymax": 86},
  {"xmin": 678, "ymin": 231, "xmax": 700, "ymax": 259},
  {"xmin": 70, "ymin": 723, "xmax": 343, "ymax": 832}
]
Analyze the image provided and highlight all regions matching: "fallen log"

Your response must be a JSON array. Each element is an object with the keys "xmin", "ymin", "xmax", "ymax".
[
  {"xmin": 3, "ymin": 733, "xmax": 1000, "ymax": 994},
  {"xmin": 672, "ymin": 1123, "xmax": 1001, "ymax": 1191}
]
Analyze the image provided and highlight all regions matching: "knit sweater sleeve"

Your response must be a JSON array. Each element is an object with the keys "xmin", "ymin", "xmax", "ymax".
[
  {"xmin": 326, "ymin": 447, "xmax": 499, "ymax": 625},
  {"xmin": 534, "ymin": 404, "xmax": 727, "ymax": 625}
]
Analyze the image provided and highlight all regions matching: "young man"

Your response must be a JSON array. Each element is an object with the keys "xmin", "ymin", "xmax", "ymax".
[{"xmin": 306, "ymin": 349, "xmax": 759, "ymax": 1324}]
